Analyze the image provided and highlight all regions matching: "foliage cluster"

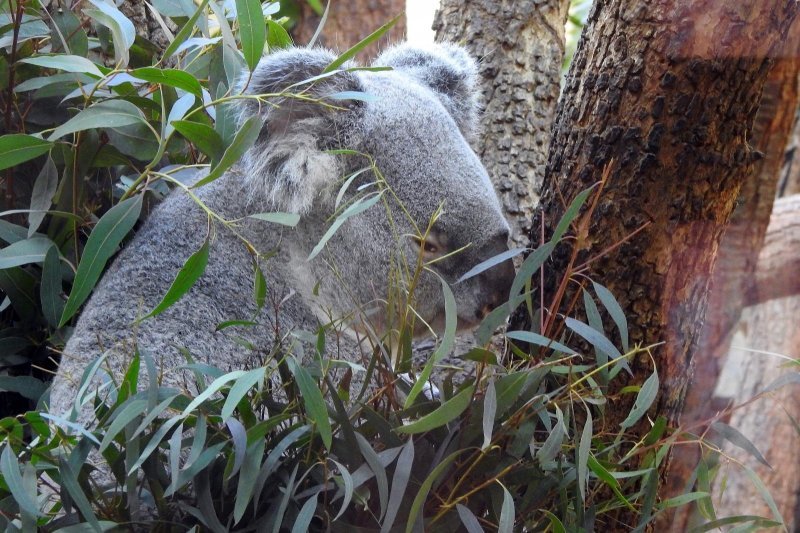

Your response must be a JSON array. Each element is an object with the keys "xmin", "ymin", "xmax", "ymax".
[{"xmin": 0, "ymin": 1, "xmax": 792, "ymax": 532}]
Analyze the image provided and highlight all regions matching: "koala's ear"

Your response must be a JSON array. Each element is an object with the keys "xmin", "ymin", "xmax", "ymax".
[
  {"xmin": 374, "ymin": 42, "xmax": 480, "ymax": 140},
  {"xmin": 236, "ymin": 48, "xmax": 365, "ymax": 214}
]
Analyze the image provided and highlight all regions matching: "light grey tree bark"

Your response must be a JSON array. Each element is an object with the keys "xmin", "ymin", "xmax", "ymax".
[{"xmin": 433, "ymin": 1, "xmax": 570, "ymax": 249}]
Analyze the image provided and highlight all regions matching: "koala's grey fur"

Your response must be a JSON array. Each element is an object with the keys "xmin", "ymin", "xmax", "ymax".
[{"xmin": 49, "ymin": 43, "xmax": 515, "ymax": 420}]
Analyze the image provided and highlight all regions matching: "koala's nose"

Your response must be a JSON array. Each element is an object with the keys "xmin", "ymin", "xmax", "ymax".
[{"xmin": 475, "ymin": 257, "xmax": 516, "ymax": 320}]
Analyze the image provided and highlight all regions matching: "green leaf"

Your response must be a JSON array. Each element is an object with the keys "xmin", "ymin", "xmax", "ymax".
[
  {"xmin": 19, "ymin": 54, "xmax": 103, "ymax": 77},
  {"xmin": 565, "ymin": 317, "xmax": 630, "ymax": 374},
  {"xmin": 481, "ymin": 381, "xmax": 496, "ymax": 450},
  {"xmin": 1, "ymin": 444, "xmax": 43, "ymax": 518},
  {"xmin": 405, "ymin": 275, "xmax": 457, "ymax": 407},
  {"xmin": 690, "ymin": 516, "xmax": 782, "ymax": 533},
  {"xmin": 40, "ymin": 245, "xmax": 64, "ymax": 328},
  {"xmin": 141, "ymin": 238, "xmax": 209, "ymax": 320},
  {"xmin": 592, "ymin": 281, "xmax": 629, "ymax": 352},
  {"xmin": 381, "ymin": 437, "xmax": 414, "ymax": 533},
  {"xmin": 27, "ymin": 156, "xmax": 59, "ymax": 236},
  {"xmin": 396, "ymin": 385, "xmax": 474, "ymax": 434},
  {"xmin": 291, "ymin": 493, "xmax": 318, "ymax": 533},
  {"xmin": 0, "ymin": 134, "xmax": 52, "ymax": 171},
  {"xmin": 587, "ymin": 455, "xmax": 635, "ymax": 511},
  {"xmin": 215, "ymin": 319, "xmax": 258, "ymax": 331},
  {"xmin": 130, "ymin": 67, "xmax": 203, "ymax": 98},
  {"xmin": 577, "ymin": 409, "xmax": 592, "ymax": 502},
  {"xmin": 456, "ymin": 504, "xmax": 484, "ymax": 533},
  {"xmin": 49, "ymin": 100, "xmax": 146, "ymax": 141},
  {"xmin": 234, "ymin": 438, "xmax": 266, "ymax": 523},
  {"xmin": 537, "ymin": 419, "xmax": 564, "ymax": 465},
  {"xmin": 355, "ymin": 432, "xmax": 389, "ymax": 521},
  {"xmin": 457, "ymin": 247, "xmax": 526, "ymax": 283},
  {"xmin": 192, "ymin": 115, "xmax": 261, "ymax": 189},
  {"xmin": 0, "ymin": 375, "xmax": 47, "ymax": 400},
  {"xmin": 236, "ymin": 0, "xmax": 267, "ymax": 71},
  {"xmin": 620, "ymin": 369, "xmax": 659, "ymax": 429},
  {"xmin": 711, "ymin": 422, "xmax": 771, "ymax": 469},
  {"xmin": 249, "ymin": 212, "xmax": 301, "ymax": 227},
  {"xmin": 287, "ymin": 356, "xmax": 332, "ymax": 450},
  {"xmin": 0, "ymin": 237, "xmax": 54, "ymax": 269},
  {"xmin": 509, "ymin": 240, "xmax": 555, "ymax": 298},
  {"xmin": 505, "ymin": 330, "xmax": 576, "ymax": 355},
  {"xmin": 59, "ymin": 194, "xmax": 143, "ymax": 326},
  {"xmin": 58, "ymin": 454, "xmax": 101, "ymax": 531},
  {"xmin": 50, "ymin": 8, "xmax": 89, "ymax": 57},
  {"xmin": 498, "ymin": 484, "xmax": 515, "ymax": 533},
  {"xmin": 308, "ymin": 191, "xmax": 384, "ymax": 260},
  {"xmin": 266, "ymin": 19, "xmax": 292, "ymax": 50},
  {"xmin": 85, "ymin": 0, "xmax": 136, "ymax": 67},
  {"xmin": 220, "ymin": 367, "xmax": 265, "ymax": 421},
  {"xmin": 405, "ymin": 449, "xmax": 462, "ymax": 533},
  {"xmin": 98, "ymin": 399, "xmax": 148, "ymax": 452},
  {"xmin": 164, "ymin": 0, "xmax": 212, "ymax": 59},
  {"xmin": 253, "ymin": 258, "xmax": 267, "ymax": 310},
  {"xmin": 541, "ymin": 510, "xmax": 567, "ymax": 533},
  {"xmin": 659, "ymin": 491, "xmax": 711, "ymax": 509},
  {"xmin": 552, "ymin": 184, "xmax": 596, "ymax": 242},
  {"xmin": 324, "ymin": 14, "xmax": 401, "ymax": 73},
  {"xmin": 171, "ymin": 120, "xmax": 225, "ymax": 162}
]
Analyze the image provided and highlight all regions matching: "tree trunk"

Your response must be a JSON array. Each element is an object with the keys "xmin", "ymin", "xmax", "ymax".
[
  {"xmin": 528, "ymin": 0, "xmax": 798, "ymax": 525},
  {"xmin": 663, "ymin": 20, "xmax": 800, "ymax": 528},
  {"xmin": 291, "ymin": 0, "xmax": 406, "ymax": 60},
  {"xmin": 433, "ymin": 0, "xmax": 569, "ymax": 249}
]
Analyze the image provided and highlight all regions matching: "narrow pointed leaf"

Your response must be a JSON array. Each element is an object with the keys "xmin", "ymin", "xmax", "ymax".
[
  {"xmin": 236, "ymin": 0, "xmax": 267, "ymax": 71},
  {"xmin": 0, "ymin": 134, "xmax": 52, "ymax": 171},
  {"xmin": 141, "ymin": 238, "xmax": 209, "ymax": 320},
  {"xmin": 287, "ymin": 356, "xmax": 332, "ymax": 450},
  {"xmin": 712, "ymin": 422, "xmax": 771, "ymax": 468},
  {"xmin": 620, "ymin": 370, "xmax": 659, "ymax": 430},
  {"xmin": 60, "ymin": 195, "xmax": 143, "ymax": 326},
  {"xmin": 49, "ymin": 100, "xmax": 145, "ymax": 141},
  {"xmin": 27, "ymin": 156, "xmax": 58, "ymax": 236},
  {"xmin": 192, "ymin": 115, "xmax": 261, "ymax": 189},
  {"xmin": 324, "ymin": 15, "xmax": 401, "ymax": 73},
  {"xmin": 396, "ymin": 385, "xmax": 474, "ymax": 434}
]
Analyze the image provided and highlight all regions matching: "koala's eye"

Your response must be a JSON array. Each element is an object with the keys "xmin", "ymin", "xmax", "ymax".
[
  {"xmin": 411, "ymin": 234, "xmax": 446, "ymax": 258},
  {"xmin": 422, "ymin": 241, "xmax": 439, "ymax": 254}
]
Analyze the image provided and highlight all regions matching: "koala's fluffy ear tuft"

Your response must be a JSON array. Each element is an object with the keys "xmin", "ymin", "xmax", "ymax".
[
  {"xmin": 236, "ymin": 48, "xmax": 365, "ymax": 214},
  {"xmin": 374, "ymin": 43, "xmax": 480, "ymax": 140}
]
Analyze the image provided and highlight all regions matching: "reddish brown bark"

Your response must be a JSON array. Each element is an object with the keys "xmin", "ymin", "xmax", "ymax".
[
  {"xmin": 663, "ymin": 19, "xmax": 800, "ymax": 529},
  {"xmin": 291, "ymin": 1, "xmax": 406, "ymax": 60},
  {"xmin": 529, "ymin": 0, "xmax": 799, "ymax": 526}
]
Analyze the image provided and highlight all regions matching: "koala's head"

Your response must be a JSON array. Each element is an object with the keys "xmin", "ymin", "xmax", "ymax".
[{"xmin": 236, "ymin": 43, "xmax": 515, "ymax": 337}]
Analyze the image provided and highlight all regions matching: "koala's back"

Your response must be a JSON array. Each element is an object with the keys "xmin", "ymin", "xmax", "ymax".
[{"xmin": 48, "ymin": 175, "xmax": 324, "ymax": 417}]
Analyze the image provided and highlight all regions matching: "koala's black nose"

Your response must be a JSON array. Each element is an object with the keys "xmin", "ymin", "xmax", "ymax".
[{"xmin": 476, "ymin": 256, "xmax": 516, "ymax": 319}]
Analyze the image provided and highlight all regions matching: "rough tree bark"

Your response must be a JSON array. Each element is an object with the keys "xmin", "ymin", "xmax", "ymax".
[
  {"xmin": 663, "ymin": 20, "xmax": 800, "ymax": 528},
  {"xmin": 527, "ymin": 0, "xmax": 798, "ymax": 526},
  {"xmin": 291, "ymin": 0, "xmax": 406, "ymax": 59},
  {"xmin": 433, "ymin": 1, "xmax": 569, "ymax": 249}
]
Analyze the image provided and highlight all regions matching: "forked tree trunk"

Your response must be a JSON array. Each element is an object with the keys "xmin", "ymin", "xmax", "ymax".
[
  {"xmin": 526, "ymin": 0, "xmax": 798, "ymax": 526},
  {"xmin": 433, "ymin": 0, "xmax": 570, "ymax": 249},
  {"xmin": 291, "ymin": 0, "xmax": 406, "ymax": 59}
]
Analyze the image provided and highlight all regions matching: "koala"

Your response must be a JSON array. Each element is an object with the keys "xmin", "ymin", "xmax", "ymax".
[{"xmin": 49, "ymin": 42, "xmax": 516, "ymax": 419}]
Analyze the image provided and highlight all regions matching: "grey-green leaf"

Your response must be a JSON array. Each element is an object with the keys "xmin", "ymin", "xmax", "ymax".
[
  {"xmin": 287, "ymin": 356, "xmax": 332, "ymax": 450},
  {"xmin": 620, "ymin": 369, "xmax": 659, "ymax": 430},
  {"xmin": 0, "ymin": 134, "xmax": 52, "ymax": 171},
  {"xmin": 0, "ymin": 237, "xmax": 54, "ymax": 269},
  {"xmin": 308, "ymin": 192, "xmax": 383, "ymax": 260},
  {"xmin": 60, "ymin": 194, "xmax": 143, "ymax": 326},
  {"xmin": 396, "ymin": 385, "xmax": 474, "ymax": 434},
  {"xmin": 49, "ymin": 100, "xmax": 145, "ymax": 141},
  {"xmin": 27, "ymin": 157, "xmax": 59, "ymax": 236},
  {"xmin": 712, "ymin": 422, "xmax": 771, "ymax": 469},
  {"xmin": 40, "ymin": 245, "xmax": 64, "ymax": 328},
  {"xmin": 577, "ymin": 409, "xmax": 592, "ymax": 502},
  {"xmin": 141, "ymin": 238, "xmax": 209, "ymax": 320},
  {"xmin": 192, "ymin": 115, "xmax": 261, "ymax": 189},
  {"xmin": 236, "ymin": 0, "xmax": 267, "ymax": 71}
]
